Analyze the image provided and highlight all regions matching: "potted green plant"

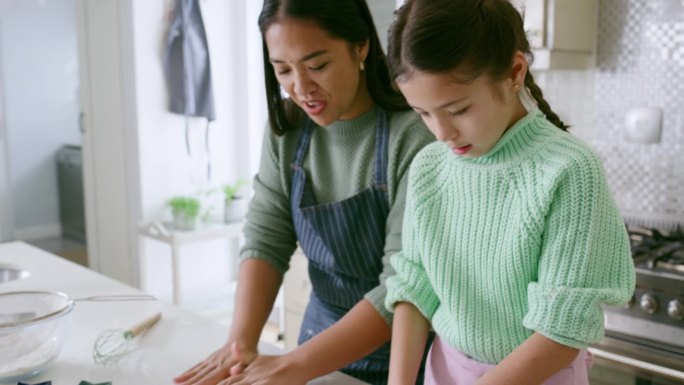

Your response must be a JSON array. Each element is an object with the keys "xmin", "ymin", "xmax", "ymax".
[
  {"xmin": 223, "ymin": 179, "xmax": 249, "ymax": 223},
  {"xmin": 168, "ymin": 196, "xmax": 201, "ymax": 230}
]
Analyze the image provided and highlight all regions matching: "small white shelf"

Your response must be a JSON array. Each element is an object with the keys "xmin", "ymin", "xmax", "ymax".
[
  {"xmin": 139, "ymin": 221, "xmax": 244, "ymax": 244},
  {"xmin": 138, "ymin": 220, "xmax": 245, "ymax": 306}
]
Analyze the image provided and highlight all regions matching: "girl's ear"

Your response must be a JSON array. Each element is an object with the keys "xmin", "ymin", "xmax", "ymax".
[{"xmin": 509, "ymin": 51, "xmax": 528, "ymax": 89}]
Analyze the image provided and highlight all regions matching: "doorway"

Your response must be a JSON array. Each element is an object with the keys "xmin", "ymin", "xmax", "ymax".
[
  {"xmin": 0, "ymin": 55, "xmax": 12, "ymax": 243},
  {"xmin": 0, "ymin": 0, "xmax": 88, "ymax": 266}
]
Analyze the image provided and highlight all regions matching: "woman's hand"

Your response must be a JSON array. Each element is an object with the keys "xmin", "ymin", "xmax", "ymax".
[
  {"xmin": 174, "ymin": 342, "xmax": 258, "ymax": 385},
  {"xmin": 176, "ymin": 258, "xmax": 284, "ymax": 385},
  {"xmin": 220, "ymin": 351, "xmax": 309, "ymax": 385}
]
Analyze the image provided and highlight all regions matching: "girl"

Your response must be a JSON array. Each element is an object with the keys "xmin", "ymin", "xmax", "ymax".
[
  {"xmin": 383, "ymin": 0, "xmax": 635, "ymax": 384},
  {"xmin": 174, "ymin": 1, "xmax": 434, "ymax": 384}
]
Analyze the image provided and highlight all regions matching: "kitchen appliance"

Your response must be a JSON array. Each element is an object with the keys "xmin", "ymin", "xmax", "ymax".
[
  {"xmin": 597, "ymin": 225, "xmax": 684, "ymax": 383},
  {"xmin": 56, "ymin": 144, "xmax": 86, "ymax": 243}
]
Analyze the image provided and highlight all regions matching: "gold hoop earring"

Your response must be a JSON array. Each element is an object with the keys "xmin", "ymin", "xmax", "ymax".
[{"xmin": 360, "ymin": 61, "xmax": 365, "ymax": 71}]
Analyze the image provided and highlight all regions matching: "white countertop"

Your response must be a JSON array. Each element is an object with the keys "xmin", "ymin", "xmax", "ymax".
[{"xmin": 0, "ymin": 241, "xmax": 366, "ymax": 385}]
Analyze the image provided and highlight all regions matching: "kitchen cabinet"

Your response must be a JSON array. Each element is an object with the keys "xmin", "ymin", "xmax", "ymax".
[
  {"xmin": 521, "ymin": 0, "xmax": 597, "ymax": 70},
  {"xmin": 283, "ymin": 247, "xmax": 311, "ymax": 350}
]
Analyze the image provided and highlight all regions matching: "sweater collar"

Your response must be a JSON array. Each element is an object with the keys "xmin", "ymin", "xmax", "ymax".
[
  {"xmin": 460, "ymin": 108, "xmax": 552, "ymax": 165},
  {"xmin": 321, "ymin": 106, "xmax": 378, "ymax": 139}
]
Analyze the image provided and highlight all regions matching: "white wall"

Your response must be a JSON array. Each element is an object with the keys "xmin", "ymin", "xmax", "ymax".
[
  {"xmin": 134, "ymin": 0, "xmax": 264, "ymax": 222},
  {"xmin": 132, "ymin": 0, "xmax": 266, "ymax": 300},
  {"xmin": 132, "ymin": 0, "xmax": 404, "ymax": 301},
  {"xmin": 0, "ymin": 34, "xmax": 11, "ymax": 242},
  {"xmin": 368, "ymin": 0, "xmax": 396, "ymax": 52},
  {"xmin": 0, "ymin": 0, "xmax": 80, "ymax": 239}
]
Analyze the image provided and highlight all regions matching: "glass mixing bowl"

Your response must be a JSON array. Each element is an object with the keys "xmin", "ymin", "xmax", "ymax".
[{"xmin": 0, "ymin": 291, "xmax": 74, "ymax": 382}]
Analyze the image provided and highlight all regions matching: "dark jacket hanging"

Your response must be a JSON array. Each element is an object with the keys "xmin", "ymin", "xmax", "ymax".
[{"xmin": 163, "ymin": 0, "xmax": 215, "ymax": 121}]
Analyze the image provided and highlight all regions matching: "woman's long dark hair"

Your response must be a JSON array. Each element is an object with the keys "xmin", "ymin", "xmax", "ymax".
[
  {"xmin": 388, "ymin": 0, "xmax": 568, "ymax": 130},
  {"xmin": 258, "ymin": 0, "xmax": 409, "ymax": 135}
]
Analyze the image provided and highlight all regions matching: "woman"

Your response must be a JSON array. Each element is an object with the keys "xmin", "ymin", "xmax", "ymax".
[{"xmin": 174, "ymin": 1, "xmax": 434, "ymax": 384}]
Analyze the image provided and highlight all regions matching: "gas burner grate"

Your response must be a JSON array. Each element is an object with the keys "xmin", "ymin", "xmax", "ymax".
[
  {"xmin": 628, "ymin": 225, "xmax": 684, "ymax": 273},
  {"xmin": 658, "ymin": 249, "xmax": 684, "ymax": 273}
]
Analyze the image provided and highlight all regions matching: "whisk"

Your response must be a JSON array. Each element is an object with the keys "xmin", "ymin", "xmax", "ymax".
[{"xmin": 92, "ymin": 312, "xmax": 162, "ymax": 365}]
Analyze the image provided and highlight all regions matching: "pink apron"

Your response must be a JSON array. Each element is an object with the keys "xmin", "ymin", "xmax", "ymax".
[{"xmin": 424, "ymin": 337, "xmax": 592, "ymax": 385}]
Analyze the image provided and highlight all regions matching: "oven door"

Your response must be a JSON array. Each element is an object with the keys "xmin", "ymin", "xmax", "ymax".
[{"xmin": 589, "ymin": 334, "xmax": 684, "ymax": 385}]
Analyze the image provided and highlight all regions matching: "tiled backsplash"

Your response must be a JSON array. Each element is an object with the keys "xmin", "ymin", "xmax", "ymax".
[{"xmin": 534, "ymin": 0, "xmax": 684, "ymax": 228}]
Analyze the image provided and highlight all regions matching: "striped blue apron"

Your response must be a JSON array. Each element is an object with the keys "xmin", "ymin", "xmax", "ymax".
[{"xmin": 291, "ymin": 109, "xmax": 394, "ymax": 385}]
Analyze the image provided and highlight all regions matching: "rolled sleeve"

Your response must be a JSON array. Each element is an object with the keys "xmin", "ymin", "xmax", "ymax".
[
  {"xmin": 525, "ymin": 284, "xmax": 625, "ymax": 348},
  {"xmin": 522, "ymin": 151, "xmax": 635, "ymax": 348},
  {"xmin": 365, "ymin": 278, "xmax": 393, "ymax": 324},
  {"xmin": 365, "ymin": 172, "xmax": 409, "ymax": 324},
  {"xmin": 386, "ymin": 251, "xmax": 440, "ymax": 320},
  {"xmin": 384, "ymin": 167, "xmax": 440, "ymax": 320}
]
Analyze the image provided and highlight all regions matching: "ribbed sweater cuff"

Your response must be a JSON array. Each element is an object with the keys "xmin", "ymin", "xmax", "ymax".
[
  {"xmin": 385, "ymin": 254, "xmax": 439, "ymax": 320},
  {"xmin": 239, "ymin": 249, "xmax": 289, "ymax": 274},
  {"xmin": 523, "ymin": 283, "xmax": 611, "ymax": 348}
]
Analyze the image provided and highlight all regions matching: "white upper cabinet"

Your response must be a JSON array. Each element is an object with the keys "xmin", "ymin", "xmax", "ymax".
[{"xmin": 521, "ymin": 0, "xmax": 598, "ymax": 70}]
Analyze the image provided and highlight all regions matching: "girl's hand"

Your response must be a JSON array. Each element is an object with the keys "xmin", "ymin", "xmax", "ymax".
[
  {"xmin": 220, "ymin": 352, "xmax": 309, "ymax": 385},
  {"xmin": 174, "ymin": 342, "xmax": 258, "ymax": 385}
]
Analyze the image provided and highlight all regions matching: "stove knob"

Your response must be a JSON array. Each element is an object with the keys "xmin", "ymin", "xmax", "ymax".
[
  {"xmin": 668, "ymin": 299, "xmax": 684, "ymax": 321},
  {"xmin": 639, "ymin": 294, "xmax": 658, "ymax": 314}
]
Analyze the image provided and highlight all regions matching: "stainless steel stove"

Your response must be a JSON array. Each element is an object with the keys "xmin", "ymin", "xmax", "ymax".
[{"xmin": 595, "ymin": 226, "xmax": 684, "ymax": 383}]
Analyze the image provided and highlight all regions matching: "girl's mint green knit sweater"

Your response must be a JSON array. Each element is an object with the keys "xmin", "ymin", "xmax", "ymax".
[{"xmin": 385, "ymin": 109, "xmax": 635, "ymax": 364}]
